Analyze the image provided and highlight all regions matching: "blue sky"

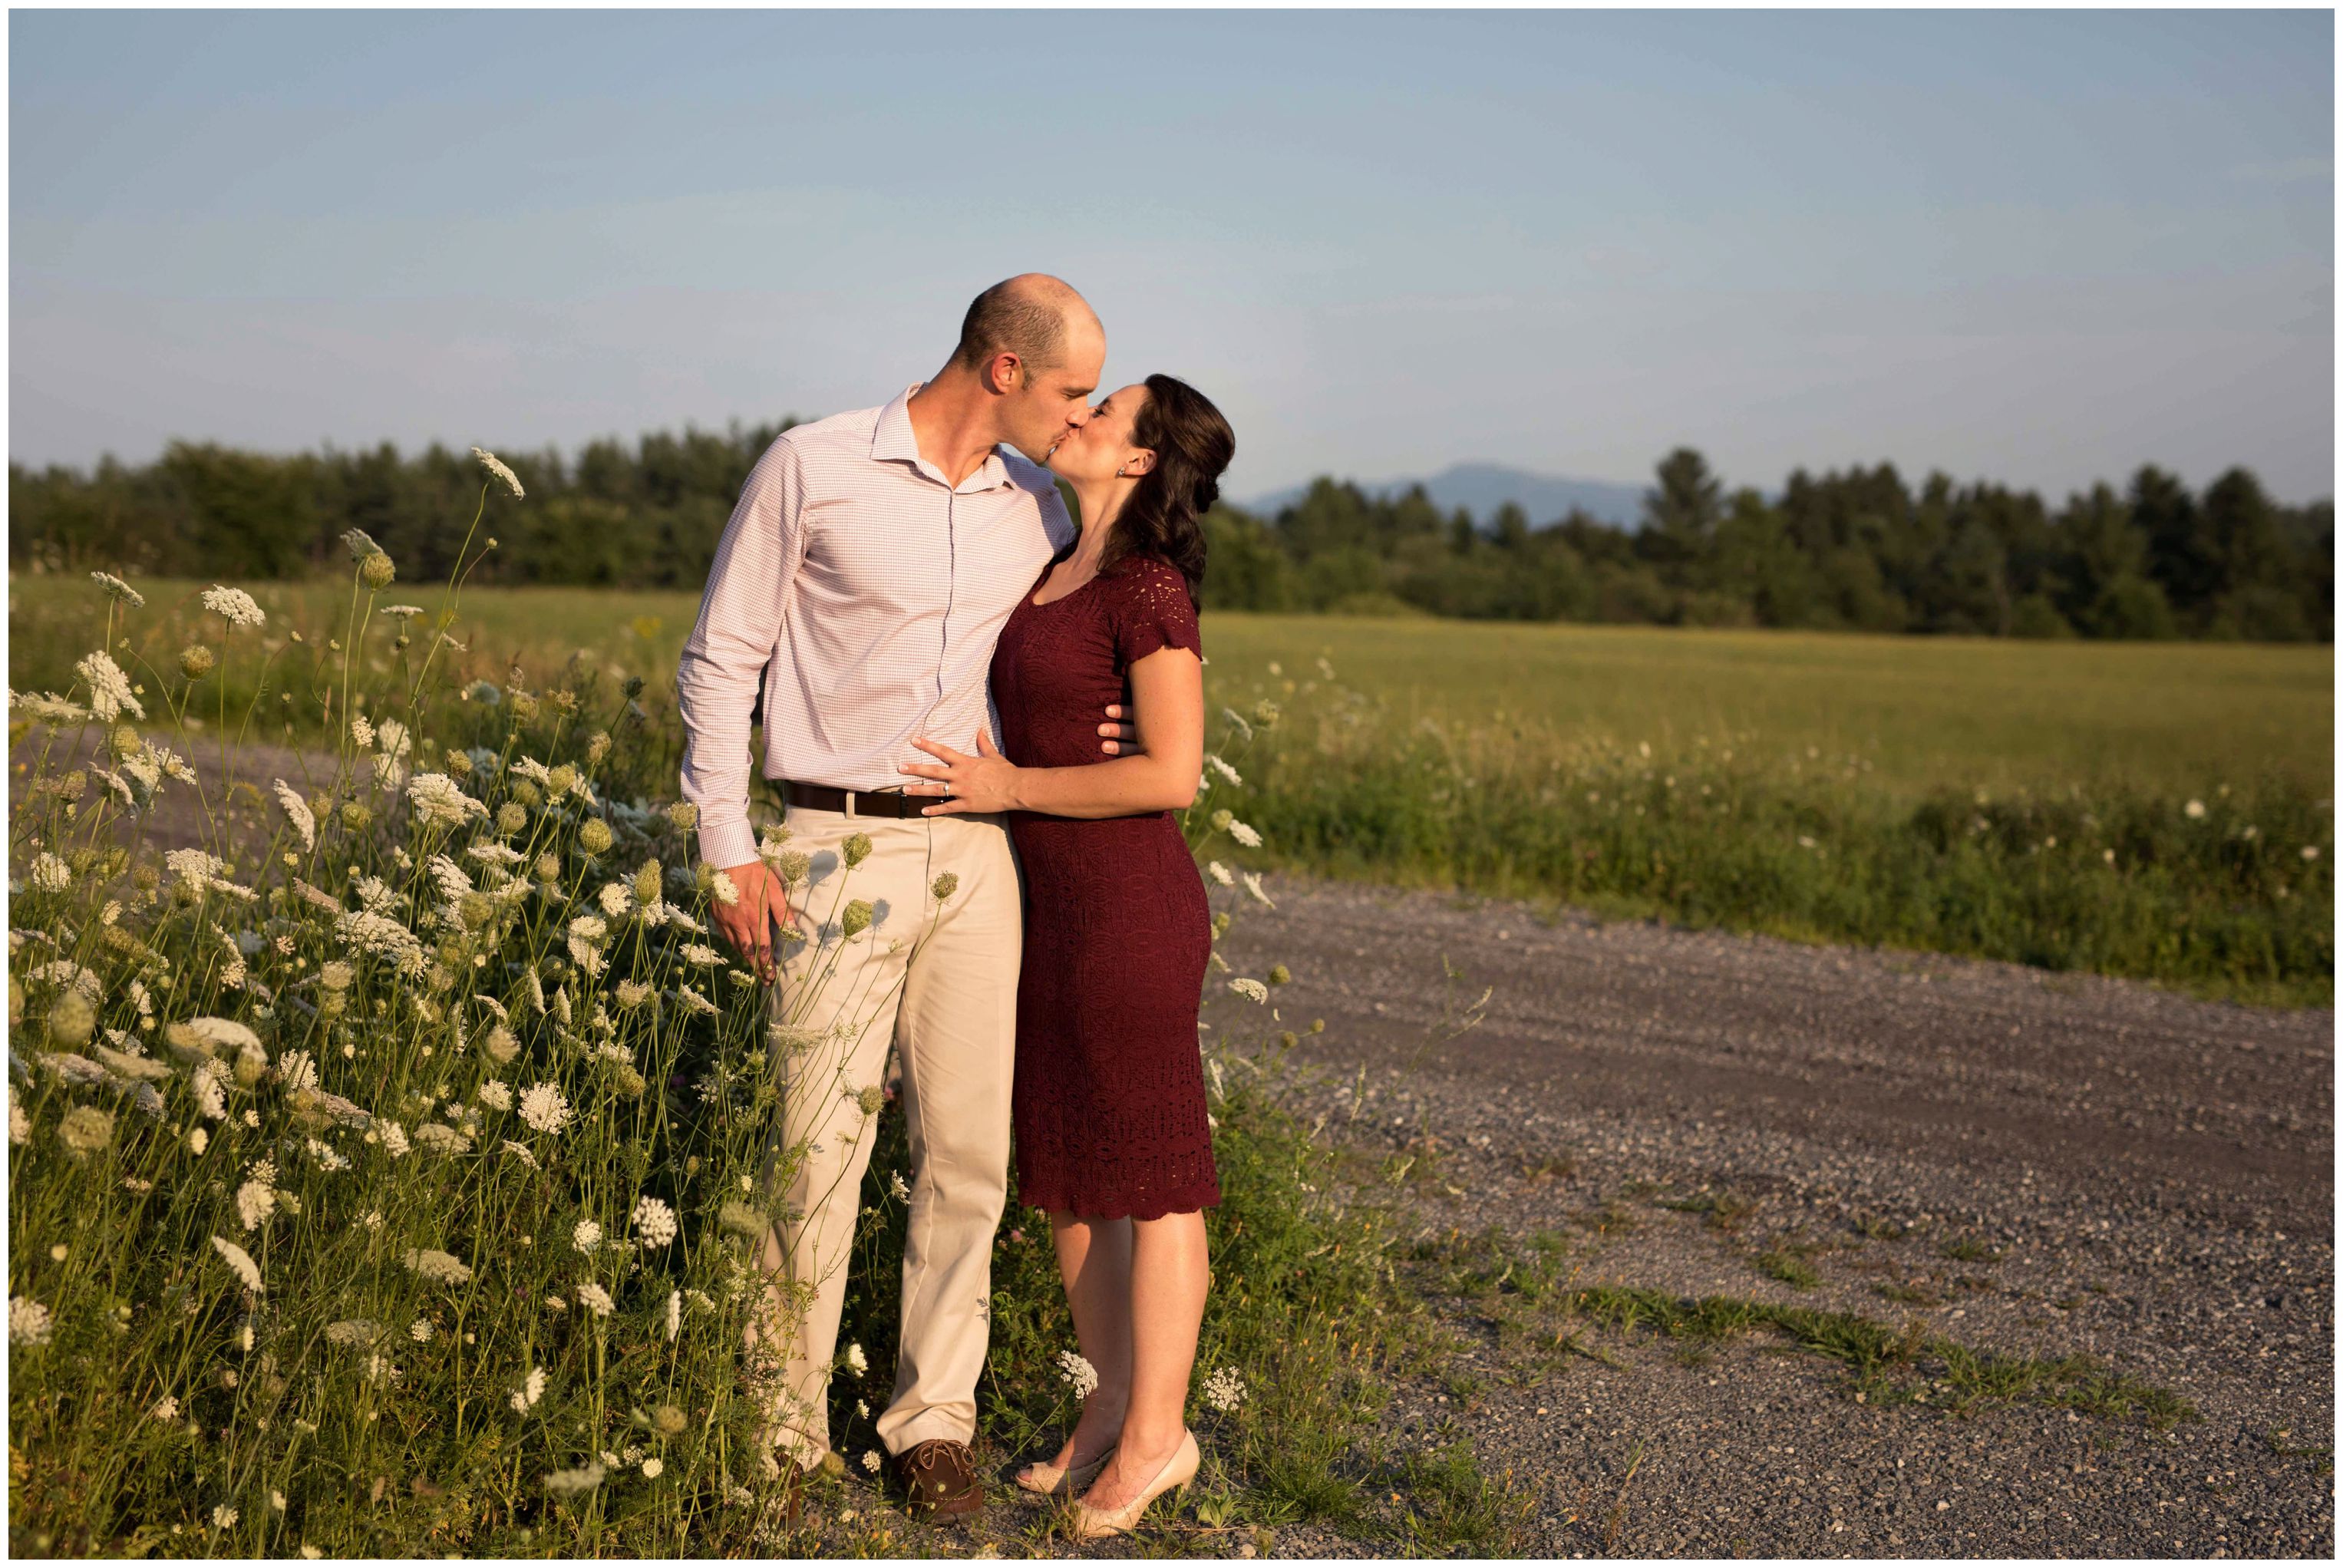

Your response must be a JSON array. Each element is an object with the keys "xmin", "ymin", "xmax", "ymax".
[{"xmin": 11, "ymin": 9, "xmax": 2333, "ymax": 503}]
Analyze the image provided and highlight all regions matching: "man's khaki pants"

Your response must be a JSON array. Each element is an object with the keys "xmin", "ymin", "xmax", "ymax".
[{"xmin": 747, "ymin": 803, "xmax": 1021, "ymax": 1466}]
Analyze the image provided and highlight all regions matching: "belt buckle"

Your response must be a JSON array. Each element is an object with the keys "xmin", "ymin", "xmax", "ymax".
[{"xmin": 843, "ymin": 789, "xmax": 856, "ymax": 819}]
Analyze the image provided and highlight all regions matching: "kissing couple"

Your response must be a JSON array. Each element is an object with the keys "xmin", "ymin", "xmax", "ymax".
[{"xmin": 675, "ymin": 274, "xmax": 1235, "ymax": 1537}]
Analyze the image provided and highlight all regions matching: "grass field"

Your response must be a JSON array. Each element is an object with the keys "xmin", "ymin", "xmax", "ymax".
[{"xmin": 12, "ymin": 574, "xmax": 2333, "ymax": 1003}]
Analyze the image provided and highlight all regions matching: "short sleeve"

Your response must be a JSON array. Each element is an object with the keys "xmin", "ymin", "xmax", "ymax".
[{"xmin": 1112, "ymin": 560, "xmax": 1202, "ymax": 668}]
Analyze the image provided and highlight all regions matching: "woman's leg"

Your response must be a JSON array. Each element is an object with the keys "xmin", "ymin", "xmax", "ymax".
[
  {"xmin": 1079, "ymin": 1207, "xmax": 1208, "ymax": 1510},
  {"xmin": 1031, "ymin": 1210, "xmax": 1132, "ymax": 1473}
]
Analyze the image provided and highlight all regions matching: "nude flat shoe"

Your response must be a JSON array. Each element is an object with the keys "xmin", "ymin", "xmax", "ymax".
[
  {"xmin": 1014, "ymin": 1441, "xmax": 1116, "ymax": 1498},
  {"xmin": 1070, "ymin": 1429, "xmax": 1199, "ymax": 1540}
]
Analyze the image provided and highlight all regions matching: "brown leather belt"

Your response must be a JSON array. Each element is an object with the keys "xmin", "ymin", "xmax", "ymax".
[{"xmin": 774, "ymin": 778, "xmax": 929, "ymax": 818}]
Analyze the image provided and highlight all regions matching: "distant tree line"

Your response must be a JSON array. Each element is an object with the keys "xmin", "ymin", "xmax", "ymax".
[
  {"xmin": 1207, "ymin": 450, "xmax": 2331, "ymax": 642},
  {"xmin": 10, "ymin": 431, "xmax": 2330, "ymax": 642}
]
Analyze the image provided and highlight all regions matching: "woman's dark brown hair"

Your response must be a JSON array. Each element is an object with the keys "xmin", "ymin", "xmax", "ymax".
[{"xmin": 1098, "ymin": 374, "xmax": 1234, "ymax": 607}]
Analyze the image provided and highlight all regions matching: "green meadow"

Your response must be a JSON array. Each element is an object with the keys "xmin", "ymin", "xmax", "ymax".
[{"xmin": 13, "ymin": 576, "xmax": 2332, "ymax": 1003}]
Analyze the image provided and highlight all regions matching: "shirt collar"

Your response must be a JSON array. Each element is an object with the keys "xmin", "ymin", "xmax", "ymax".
[{"xmin": 872, "ymin": 382, "xmax": 1012, "ymax": 492}]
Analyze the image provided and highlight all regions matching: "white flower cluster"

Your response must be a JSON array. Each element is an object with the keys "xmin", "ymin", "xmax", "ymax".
[
  {"xmin": 202, "ymin": 585, "xmax": 266, "ymax": 628},
  {"xmin": 1203, "ymin": 1365, "xmax": 1246, "ymax": 1413},
  {"xmin": 1056, "ymin": 1348, "xmax": 1099, "ymax": 1400}
]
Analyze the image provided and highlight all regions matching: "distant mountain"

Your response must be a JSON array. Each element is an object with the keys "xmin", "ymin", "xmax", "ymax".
[{"xmin": 1242, "ymin": 462, "xmax": 1648, "ymax": 529}]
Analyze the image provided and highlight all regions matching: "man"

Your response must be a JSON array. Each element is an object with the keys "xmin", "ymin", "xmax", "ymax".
[{"xmin": 676, "ymin": 274, "xmax": 1131, "ymax": 1519}]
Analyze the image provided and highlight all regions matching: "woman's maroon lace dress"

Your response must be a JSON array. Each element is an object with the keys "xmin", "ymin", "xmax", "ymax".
[{"xmin": 989, "ymin": 551, "xmax": 1221, "ymax": 1220}]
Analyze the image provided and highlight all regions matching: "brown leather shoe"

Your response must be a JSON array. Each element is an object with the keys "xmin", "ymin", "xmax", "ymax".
[{"xmin": 893, "ymin": 1438, "xmax": 985, "ymax": 1518}]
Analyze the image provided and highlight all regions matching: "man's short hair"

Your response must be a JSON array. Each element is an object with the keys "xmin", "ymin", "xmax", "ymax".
[{"xmin": 953, "ymin": 278, "xmax": 1070, "ymax": 375}]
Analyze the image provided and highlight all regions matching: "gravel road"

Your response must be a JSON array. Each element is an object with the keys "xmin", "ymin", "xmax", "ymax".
[{"xmin": 1216, "ymin": 872, "xmax": 2335, "ymax": 1558}]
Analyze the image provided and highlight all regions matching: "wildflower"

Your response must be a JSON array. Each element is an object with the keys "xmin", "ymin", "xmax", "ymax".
[
  {"xmin": 150, "ymin": 1395, "xmax": 180, "ymax": 1421},
  {"xmin": 520, "ymin": 1081, "xmax": 573, "ymax": 1134},
  {"xmin": 500, "ymin": 1139, "xmax": 541, "ymax": 1171},
  {"xmin": 403, "ymin": 1249, "xmax": 472, "ymax": 1286},
  {"xmin": 1222, "ymin": 706, "xmax": 1254, "ymax": 741},
  {"xmin": 58, "ymin": 1103, "xmax": 114, "ymax": 1157},
  {"xmin": 1203, "ymin": 1365, "xmax": 1246, "ymax": 1413},
  {"xmin": 633, "ymin": 1195, "xmax": 679, "ymax": 1248},
  {"xmin": 213, "ymin": 1504, "xmax": 239, "ymax": 1530},
  {"xmin": 597, "ymin": 881, "xmax": 633, "ymax": 918},
  {"xmin": 542, "ymin": 1462, "xmax": 606, "ymax": 1497},
  {"xmin": 11, "ymin": 1296, "xmax": 54, "ymax": 1346},
  {"xmin": 211, "ymin": 1236, "xmax": 265, "ymax": 1293},
  {"xmin": 342, "ymin": 527, "xmax": 382, "ymax": 560},
  {"xmin": 510, "ymin": 1365, "xmax": 547, "ymax": 1411},
  {"xmin": 1241, "ymin": 871, "xmax": 1275, "ymax": 908},
  {"xmin": 484, "ymin": 1025, "xmax": 520, "ymax": 1065},
  {"xmin": 573, "ymin": 1219, "xmax": 603, "ymax": 1255},
  {"xmin": 2304, "ymin": 846, "xmax": 2322, "ymax": 862},
  {"xmin": 664, "ymin": 1290, "xmax": 682, "ymax": 1342},
  {"xmin": 1204, "ymin": 754, "xmax": 1241, "ymax": 786},
  {"xmin": 681, "ymin": 942, "xmax": 722, "ymax": 967},
  {"xmin": 676, "ymin": 986, "xmax": 718, "ymax": 1016},
  {"xmin": 576, "ymin": 1282, "xmax": 615, "ymax": 1317},
  {"xmin": 201, "ymin": 586, "xmax": 266, "ymax": 628},
  {"xmin": 473, "ymin": 446, "xmax": 526, "ymax": 498},
  {"xmin": 642, "ymin": 1457, "xmax": 665, "ymax": 1479},
  {"xmin": 278, "ymin": 1049, "xmax": 320, "ymax": 1095},
  {"xmin": 2184, "ymin": 799, "xmax": 2206, "ymax": 819},
  {"xmin": 412, "ymin": 1122, "xmax": 470, "ymax": 1155},
  {"xmin": 578, "ymin": 818, "xmax": 614, "ymax": 855},
  {"xmin": 91, "ymin": 569, "xmax": 146, "ymax": 607},
  {"xmin": 76, "ymin": 649, "xmax": 145, "ymax": 721},
  {"xmin": 410, "ymin": 1318, "xmax": 434, "ymax": 1344},
  {"xmin": 666, "ymin": 801, "xmax": 698, "ymax": 831},
  {"xmin": 8, "ymin": 1102, "xmax": 27, "ymax": 1145},
  {"xmin": 236, "ymin": 1180, "xmax": 277, "ymax": 1232},
  {"xmin": 478, "ymin": 1080, "xmax": 513, "ymax": 1111},
  {"xmin": 1268, "ymin": 963, "xmax": 1291, "ymax": 985},
  {"xmin": 359, "ymin": 552, "xmax": 397, "ymax": 590},
  {"xmin": 844, "ymin": 1342, "xmax": 869, "ymax": 1376},
  {"xmin": 189, "ymin": 1126, "xmax": 210, "ymax": 1154},
  {"xmin": 708, "ymin": 867, "xmax": 739, "ymax": 906},
  {"xmin": 1056, "ymin": 1349, "xmax": 1099, "ymax": 1399},
  {"xmin": 1252, "ymin": 698, "xmax": 1281, "ymax": 727},
  {"xmin": 179, "ymin": 644, "xmax": 216, "ymax": 679},
  {"xmin": 325, "ymin": 1320, "xmax": 384, "ymax": 1347},
  {"xmin": 48, "ymin": 992, "xmax": 97, "ymax": 1049},
  {"xmin": 841, "ymin": 899, "xmax": 875, "ymax": 939},
  {"xmin": 378, "ymin": 1120, "xmax": 411, "ymax": 1158},
  {"xmin": 28, "ymin": 852, "xmax": 72, "ymax": 893},
  {"xmin": 1206, "ymin": 860, "xmax": 1235, "ymax": 887},
  {"xmin": 615, "ymin": 979, "xmax": 652, "ymax": 1008},
  {"xmin": 1228, "ymin": 818, "xmax": 1263, "ymax": 849},
  {"xmin": 408, "ymin": 773, "xmax": 488, "ymax": 829},
  {"xmin": 718, "ymin": 1200, "xmax": 765, "ymax": 1240},
  {"xmin": 1229, "ymin": 978, "xmax": 1269, "ymax": 1004},
  {"xmin": 862, "ymin": 1450, "xmax": 882, "ymax": 1474},
  {"xmin": 335, "ymin": 910, "xmax": 427, "ymax": 975},
  {"xmin": 890, "ymin": 1170, "xmax": 912, "ymax": 1202}
]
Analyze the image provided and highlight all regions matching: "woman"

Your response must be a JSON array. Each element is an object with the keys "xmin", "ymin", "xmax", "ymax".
[{"xmin": 899, "ymin": 373, "xmax": 1233, "ymax": 1539}]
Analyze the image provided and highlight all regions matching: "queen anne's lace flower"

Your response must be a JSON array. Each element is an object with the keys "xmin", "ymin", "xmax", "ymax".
[
  {"xmin": 510, "ymin": 1364, "xmax": 547, "ymax": 1411},
  {"xmin": 407, "ymin": 773, "xmax": 487, "ymax": 829},
  {"xmin": 1228, "ymin": 978, "xmax": 1269, "ymax": 1004},
  {"xmin": 272, "ymin": 780, "xmax": 315, "ymax": 851},
  {"xmin": 1241, "ymin": 871, "xmax": 1275, "ymax": 909},
  {"xmin": 28, "ymin": 853, "xmax": 71, "ymax": 893},
  {"xmin": 473, "ymin": 446, "xmax": 526, "ymax": 499},
  {"xmin": 518, "ymin": 1082, "xmax": 572, "ymax": 1135},
  {"xmin": 211, "ymin": 1236, "xmax": 265, "ymax": 1293},
  {"xmin": 1206, "ymin": 860, "xmax": 1235, "ymax": 888},
  {"xmin": 91, "ymin": 570, "xmax": 145, "ymax": 607},
  {"xmin": 76, "ymin": 650, "xmax": 144, "ymax": 721},
  {"xmin": 572, "ymin": 1219, "xmax": 602, "ymax": 1255},
  {"xmin": 10, "ymin": 1296, "xmax": 54, "ymax": 1345},
  {"xmin": 1203, "ymin": 1365, "xmax": 1246, "ymax": 1412},
  {"xmin": 1227, "ymin": 819, "xmax": 1263, "ymax": 849},
  {"xmin": 201, "ymin": 586, "xmax": 266, "ymax": 628},
  {"xmin": 576, "ymin": 1281, "xmax": 614, "ymax": 1316},
  {"xmin": 1055, "ymin": 1348, "xmax": 1098, "ymax": 1399},
  {"xmin": 403, "ymin": 1249, "xmax": 471, "ymax": 1286},
  {"xmin": 632, "ymin": 1195, "xmax": 678, "ymax": 1248}
]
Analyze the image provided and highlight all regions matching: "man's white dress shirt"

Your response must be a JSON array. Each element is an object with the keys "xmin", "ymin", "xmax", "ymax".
[{"xmin": 675, "ymin": 385, "xmax": 1077, "ymax": 870}]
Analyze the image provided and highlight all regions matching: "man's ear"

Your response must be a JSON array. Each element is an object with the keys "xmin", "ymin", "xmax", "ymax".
[{"xmin": 985, "ymin": 352, "xmax": 1022, "ymax": 395}]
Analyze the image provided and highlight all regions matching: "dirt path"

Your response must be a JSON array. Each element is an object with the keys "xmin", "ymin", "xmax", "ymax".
[{"xmin": 1220, "ymin": 873, "xmax": 2334, "ymax": 1557}]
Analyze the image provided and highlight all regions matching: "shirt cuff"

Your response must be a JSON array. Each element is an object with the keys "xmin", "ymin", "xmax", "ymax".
[{"xmin": 697, "ymin": 817, "xmax": 761, "ymax": 873}]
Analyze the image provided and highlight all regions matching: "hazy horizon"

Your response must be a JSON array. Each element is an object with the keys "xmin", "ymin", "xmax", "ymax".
[{"xmin": 11, "ymin": 10, "xmax": 2334, "ymax": 503}]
